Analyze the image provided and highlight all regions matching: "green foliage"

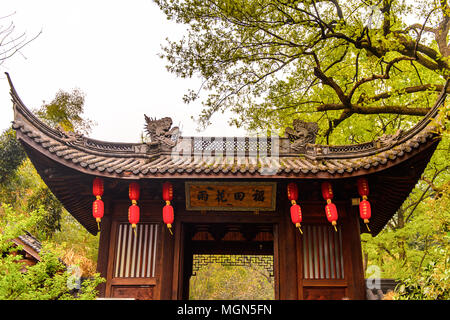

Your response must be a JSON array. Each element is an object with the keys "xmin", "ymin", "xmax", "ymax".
[
  {"xmin": 0, "ymin": 204, "xmax": 104, "ymax": 300},
  {"xmin": 0, "ymin": 128, "xmax": 26, "ymax": 185},
  {"xmin": 361, "ymin": 105, "xmax": 450, "ymax": 299},
  {"xmin": 189, "ymin": 258, "xmax": 274, "ymax": 300},
  {"xmin": 27, "ymin": 186, "xmax": 63, "ymax": 240},
  {"xmin": 394, "ymin": 183, "xmax": 450, "ymax": 300},
  {"xmin": 52, "ymin": 210, "xmax": 100, "ymax": 276},
  {"xmin": 155, "ymin": 0, "xmax": 449, "ymax": 142},
  {"xmin": 0, "ymin": 87, "xmax": 101, "ymax": 297},
  {"xmin": 35, "ymin": 88, "xmax": 95, "ymax": 135}
]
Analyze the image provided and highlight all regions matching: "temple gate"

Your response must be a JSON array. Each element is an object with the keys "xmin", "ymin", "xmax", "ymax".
[{"xmin": 6, "ymin": 73, "xmax": 445, "ymax": 300}]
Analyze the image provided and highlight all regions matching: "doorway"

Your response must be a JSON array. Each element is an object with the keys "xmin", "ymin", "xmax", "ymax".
[{"xmin": 179, "ymin": 223, "xmax": 277, "ymax": 300}]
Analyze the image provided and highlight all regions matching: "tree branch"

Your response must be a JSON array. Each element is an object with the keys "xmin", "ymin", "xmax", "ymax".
[
  {"xmin": 348, "ymin": 56, "xmax": 416, "ymax": 99},
  {"xmin": 313, "ymin": 67, "xmax": 348, "ymax": 104},
  {"xmin": 316, "ymin": 103, "xmax": 430, "ymax": 116},
  {"xmin": 364, "ymin": 84, "xmax": 449, "ymax": 103}
]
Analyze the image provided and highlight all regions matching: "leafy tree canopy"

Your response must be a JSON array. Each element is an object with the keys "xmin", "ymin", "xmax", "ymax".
[
  {"xmin": 35, "ymin": 88, "xmax": 95, "ymax": 135},
  {"xmin": 155, "ymin": 0, "xmax": 449, "ymax": 142}
]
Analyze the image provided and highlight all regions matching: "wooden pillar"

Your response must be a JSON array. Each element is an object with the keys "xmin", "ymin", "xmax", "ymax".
[
  {"xmin": 171, "ymin": 218, "xmax": 184, "ymax": 299},
  {"xmin": 159, "ymin": 221, "xmax": 176, "ymax": 299},
  {"xmin": 345, "ymin": 203, "xmax": 366, "ymax": 299},
  {"xmin": 277, "ymin": 198, "xmax": 298, "ymax": 299}
]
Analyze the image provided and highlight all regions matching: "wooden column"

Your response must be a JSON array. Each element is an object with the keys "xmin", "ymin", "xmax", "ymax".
[
  {"xmin": 277, "ymin": 198, "xmax": 298, "ymax": 299},
  {"xmin": 346, "ymin": 203, "xmax": 366, "ymax": 299},
  {"xmin": 158, "ymin": 220, "xmax": 176, "ymax": 299}
]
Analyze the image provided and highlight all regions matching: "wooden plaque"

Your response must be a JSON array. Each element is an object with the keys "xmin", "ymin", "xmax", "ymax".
[{"xmin": 185, "ymin": 182, "xmax": 276, "ymax": 211}]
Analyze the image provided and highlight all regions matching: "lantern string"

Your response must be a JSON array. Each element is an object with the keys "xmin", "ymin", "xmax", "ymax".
[
  {"xmin": 297, "ymin": 227, "xmax": 303, "ymax": 235},
  {"xmin": 366, "ymin": 223, "xmax": 371, "ymax": 232},
  {"xmin": 168, "ymin": 226, "xmax": 173, "ymax": 235}
]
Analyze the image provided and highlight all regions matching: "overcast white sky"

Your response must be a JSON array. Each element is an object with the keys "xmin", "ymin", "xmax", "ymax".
[{"xmin": 0, "ymin": 0, "xmax": 246, "ymax": 142}]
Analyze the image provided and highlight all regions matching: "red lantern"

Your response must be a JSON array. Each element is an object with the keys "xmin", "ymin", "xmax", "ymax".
[
  {"xmin": 162, "ymin": 182, "xmax": 175, "ymax": 235},
  {"xmin": 357, "ymin": 178, "xmax": 369, "ymax": 200},
  {"xmin": 359, "ymin": 200, "xmax": 371, "ymax": 222},
  {"xmin": 92, "ymin": 199, "xmax": 104, "ymax": 230},
  {"xmin": 163, "ymin": 182, "xmax": 173, "ymax": 204},
  {"xmin": 128, "ymin": 204, "xmax": 140, "ymax": 235},
  {"xmin": 92, "ymin": 178, "xmax": 104, "ymax": 230},
  {"xmin": 325, "ymin": 202, "xmax": 338, "ymax": 231},
  {"xmin": 321, "ymin": 181, "xmax": 334, "ymax": 203},
  {"xmin": 359, "ymin": 200, "xmax": 371, "ymax": 232},
  {"xmin": 287, "ymin": 182, "xmax": 298, "ymax": 205},
  {"xmin": 357, "ymin": 178, "xmax": 371, "ymax": 231},
  {"xmin": 129, "ymin": 182, "xmax": 140, "ymax": 204},
  {"xmin": 290, "ymin": 204, "xmax": 303, "ymax": 234},
  {"xmin": 93, "ymin": 177, "xmax": 104, "ymax": 198},
  {"xmin": 128, "ymin": 182, "xmax": 140, "ymax": 233},
  {"xmin": 322, "ymin": 182, "xmax": 338, "ymax": 230},
  {"xmin": 287, "ymin": 182, "xmax": 302, "ymax": 234},
  {"xmin": 163, "ymin": 204, "xmax": 174, "ymax": 235}
]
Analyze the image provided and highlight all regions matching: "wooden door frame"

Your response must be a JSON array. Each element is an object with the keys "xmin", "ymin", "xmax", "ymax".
[{"xmin": 172, "ymin": 219, "xmax": 280, "ymax": 300}]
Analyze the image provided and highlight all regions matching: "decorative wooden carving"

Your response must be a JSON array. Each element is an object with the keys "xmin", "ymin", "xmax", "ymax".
[
  {"xmin": 144, "ymin": 115, "xmax": 179, "ymax": 149},
  {"xmin": 285, "ymin": 119, "xmax": 319, "ymax": 152}
]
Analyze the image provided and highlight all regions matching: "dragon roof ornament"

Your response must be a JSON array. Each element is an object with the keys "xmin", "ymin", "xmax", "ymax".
[
  {"xmin": 284, "ymin": 119, "xmax": 319, "ymax": 153},
  {"xmin": 144, "ymin": 115, "xmax": 180, "ymax": 151}
]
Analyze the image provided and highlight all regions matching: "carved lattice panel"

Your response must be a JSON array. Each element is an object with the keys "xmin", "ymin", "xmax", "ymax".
[
  {"xmin": 192, "ymin": 254, "xmax": 274, "ymax": 277},
  {"xmin": 192, "ymin": 137, "xmax": 273, "ymax": 154}
]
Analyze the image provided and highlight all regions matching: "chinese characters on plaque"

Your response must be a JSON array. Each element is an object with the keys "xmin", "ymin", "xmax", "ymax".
[{"xmin": 185, "ymin": 182, "xmax": 276, "ymax": 211}]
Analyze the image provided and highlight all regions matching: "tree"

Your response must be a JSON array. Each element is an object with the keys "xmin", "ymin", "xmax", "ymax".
[
  {"xmin": 155, "ymin": 1, "xmax": 450, "ymax": 299},
  {"xmin": 155, "ymin": 0, "xmax": 449, "ymax": 142},
  {"xmin": 1, "ymin": 88, "xmax": 94, "ymax": 237},
  {"xmin": 0, "ymin": 12, "xmax": 41, "ymax": 67},
  {"xmin": 361, "ymin": 103, "xmax": 450, "ymax": 299},
  {"xmin": 0, "ymin": 88, "xmax": 100, "ymax": 283},
  {"xmin": 0, "ymin": 204, "xmax": 104, "ymax": 300},
  {"xmin": 35, "ymin": 88, "xmax": 95, "ymax": 135},
  {"xmin": 0, "ymin": 128, "xmax": 26, "ymax": 185},
  {"xmin": 27, "ymin": 186, "xmax": 64, "ymax": 239}
]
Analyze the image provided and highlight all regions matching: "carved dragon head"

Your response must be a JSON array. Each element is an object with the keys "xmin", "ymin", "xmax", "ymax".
[{"xmin": 144, "ymin": 115, "xmax": 173, "ymax": 138}]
